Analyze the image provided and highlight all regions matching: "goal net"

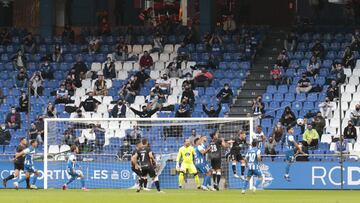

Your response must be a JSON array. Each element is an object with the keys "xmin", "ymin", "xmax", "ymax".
[{"xmin": 43, "ymin": 117, "xmax": 254, "ymax": 189}]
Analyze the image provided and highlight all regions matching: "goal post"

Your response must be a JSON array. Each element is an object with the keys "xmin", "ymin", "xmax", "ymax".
[{"xmin": 43, "ymin": 117, "xmax": 255, "ymax": 190}]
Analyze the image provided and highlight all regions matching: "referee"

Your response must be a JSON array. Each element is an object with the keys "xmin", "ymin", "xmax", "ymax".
[{"xmin": 2, "ymin": 137, "xmax": 30, "ymax": 188}]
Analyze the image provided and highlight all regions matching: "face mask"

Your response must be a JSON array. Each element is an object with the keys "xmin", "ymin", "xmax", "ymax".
[
  {"xmin": 357, "ymin": 108, "xmax": 360, "ymax": 111},
  {"xmin": 225, "ymin": 87, "xmax": 229, "ymax": 90},
  {"xmin": 35, "ymin": 77, "xmax": 39, "ymax": 81},
  {"xmin": 1, "ymin": 126, "xmax": 5, "ymax": 130},
  {"xmin": 11, "ymin": 110, "xmax": 16, "ymax": 113}
]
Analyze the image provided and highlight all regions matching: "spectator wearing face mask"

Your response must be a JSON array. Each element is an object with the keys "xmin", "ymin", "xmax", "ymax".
[
  {"xmin": 181, "ymin": 85, "xmax": 195, "ymax": 108},
  {"xmin": 44, "ymin": 102, "xmax": 57, "ymax": 118},
  {"xmin": 296, "ymin": 74, "xmax": 312, "ymax": 94},
  {"xmin": 93, "ymin": 72, "xmax": 108, "ymax": 96},
  {"xmin": 52, "ymin": 44, "xmax": 63, "ymax": 62},
  {"xmin": 311, "ymin": 40, "xmax": 325, "ymax": 59},
  {"xmin": 72, "ymin": 109, "xmax": 85, "ymax": 118},
  {"xmin": 342, "ymin": 46, "xmax": 355, "ymax": 69},
  {"xmin": 194, "ymin": 68, "xmax": 213, "ymax": 88},
  {"xmin": 344, "ymin": 120, "xmax": 357, "ymax": 145},
  {"xmin": 252, "ymin": 96, "xmax": 264, "ymax": 115},
  {"xmin": 12, "ymin": 49, "xmax": 27, "ymax": 70},
  {"xmin": 139, "ymin": 51, "xmax": 153, "ymax": 70},
  {"xmin": 109, "ymin": 100, "xmax": 126, "ymax": 118},
  {"xmin": 80, "ymin": 92, "xmax": 101, "ymax": 112},
  {"xmin": 103, "ymin": 55, "xmax": 116, "ymax": 79},
  {"xmin": 0, "ymin": 123, "xmax": 11, "ymax": 146},
  {"xmin": 276, "ymin": 49, "xmax": 289, "ymax": 68},
  {"xmin": 40, "ymin": 59, "xmax": 53, "ymax": 79},
  {"xmin": 265, "ymin": 136, "xmax": 277, "ymax": 157},
  {"xmin": 29, "ymin": 72, "xmax": 44, "ymax": 96},
  {"xmin": 150, "ymin": 33, "xmax": 164, "ymax": 53},
  {"xmin": 280, "ymin": 106, "xmax": 297, "ymax": 127},
  {"xmin": 312, "ymin": 112, "xmax": 326, "ymax": 139},
  {"xmin": 270, "ymin": 65, "xmax": 284, "ymax": 85},
  {"xmin": 216, "ymin": 83, "xmax": 233, "ymax": 104},
  {"xmin": 18, "ymin": 91, "xmax": 29, "ymax": 113},
  {"xmin": 351, "ymin": 104, "xmax": 360, "ymax": 126},
  {"xmin": 119, "ymin": 83, "xmax": 137, "ymax": 104},
  {"xmin": 145, "ymin": 90, "xmax": 160, "ymax": 110},
  {"xmin": 6, "ymin": 107, "xmax": 21, "ymax": 130},
  {"xmin": 130, "ymin": 105, "xmax": 158, "ymax": 118},
  {"xmin": 118, "ymin": 140, "xmax": 132, "ymax": 160},
  {"xmin": 62, "ymin": 129, "xmax": 75, "ymax": 146},
  {"xmin": 13, "ymin": 68, "xmax": 28, "ymax": 90},
  {"xmin": 151, "ymin": 83, "xmax": 166, "ymax": 104},
  {"xmin": 306, "ymin": 56, "xmax": 320, "ymax": 77},
  {"xmin": 126, "ymin": 126, "xmax": 143, "ymax": 145},
  {"xmin": 202, "ymin": 103, "xmax": 221, "ymax": 117},
  {"xmin": 166, "ymin": 62, "xmax": 182, "ymax": 78},
  {"xmin": 326, "ymin": 80, "xmax": 339, "ymax": 101},
  {"xmin": 175, "ymin": 99, "xmax": 191, "ymax": 117},
  {"xmin": 135, "ymin": 67, "xmax": 150, "ymax": 86},
  {"xmin": 55, "ymin": 83, "xmax": 70, "ymax": 104},
  {"xmin": 331, "ymin": 62, "xmax": 346, "ymax": 85},
  {"xmin": 156, "ymin": 74, "xmax": 171, "ymax": 95},
  {"xmin": 318, "ymin": 97, "xmax": 334, "ymax": 119},
  {"xmin": 302, "ymin": 123, "xmax": 319, "ymax": 148},
  {"xmin": 271, "ymin": 122, "xmax": 285, "ymax": 143}
]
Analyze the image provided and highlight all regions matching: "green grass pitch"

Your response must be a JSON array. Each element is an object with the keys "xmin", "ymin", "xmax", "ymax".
[{"xmin": 0, "ymin": 189, "xmax": 359, "ymax": 203}]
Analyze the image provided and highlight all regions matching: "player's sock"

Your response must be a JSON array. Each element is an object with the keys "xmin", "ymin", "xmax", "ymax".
[
  {"xmin": 143, "ymin": 179, "xmax": 148, "ymax": 188},
  {"xmin": 80, "ymin": 177, "xmax": 85, "ymax": 188},
  {"xmin": 194, "ymin": 173, "xmax": 200, "ymax": 188},
  {"xmin": 178, "ymin": 172, "xmax": 184, "ymax": 187},
  {"xmin": 285, "ymin": 163, "xmax": 291, "ymax": 175},
  {"xmin": 243, "ymin": 179, "xmax": 249, "ymax": 190},
  {"xmin": 206, "ymin": 176, "xmax": 211, "ymax": 187},
  {"xmin": 154, "ymin": 177, "xmax": 160, "ymax": 191},
  {"xmin": 216, "ymin": 172, "xmax": 221, "ymax": 185},
  {"xmin": 232, "ymin": 163, "xmax": 237, "ymax": 175},
  {"xmin": 202, "ymin": 175, "xmax": 208, "ymax": 186},
  {"xmin": 241, "ymin": 164, "xmax": 245, "ymax": 176},
  {"xmin": 66, "ymin": 177, "xmax": 76, "ymax": 186},
  {"xmin": 31, "ymin": 174, "xmax": 38, "ymax": 185},
  {"xmin": 18, "ymin": 176, "xmax": 26, "ymax": 184},
  {"xmin": 4, "ymin": 174, "xmax": 14, "ymax": 182},
  {"xmin": 212, "ymin": 172, "xmax": 216, "ymax": 185},
  {"xmin": 26, "ymin": 177, "xmax": 30, "ymax": 188}
]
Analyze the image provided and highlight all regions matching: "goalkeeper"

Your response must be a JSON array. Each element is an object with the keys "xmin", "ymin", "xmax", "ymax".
[{"xmin": 176, "ymin": 139, "xmax": 201, "ymax": 189}]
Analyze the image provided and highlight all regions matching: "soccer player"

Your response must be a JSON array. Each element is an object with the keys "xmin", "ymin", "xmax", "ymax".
[
  {"xmin": 242, "ymin": 140, "xmax": 263, "ymax": 194},
  {"xmin": 131, "ymin": 139, "xmax": 162, "ymax": 193},
  {"xmin": 62, "ymin": 145, "xmax": 88, "ymax": 191},
  {"xmin": 13, "ymin": 140, "xmax": 40, "ymax": 190},
  {"xmin": 208, "ymin": 131, "xmax": 228, "ymax": 190},
  {"xmin": 2, "ymin": 137, "xmax": 30, "ymax": 188},
  {"xmin": 176, "ymin": 138, "xmax": 201, "ymax": 189},
  {"xmin": 194, "ymin": 136, "xmax": 214, "ymax": 191},
  {"xmin": 228, "ymin": 130, "xmax": 247, "ymax": 180},
  {"xmin": 284, "ymin": 126, "xmax": 306, "ymax": 181},
  {"xmin": 131, "ymin": 141, "xmax": 147, "ymax": 190}
]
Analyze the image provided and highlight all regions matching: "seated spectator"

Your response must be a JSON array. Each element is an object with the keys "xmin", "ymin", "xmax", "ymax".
[
  {"xmin": 118, "ymin": 140, "xmax": 132, "ymax": 160},
  {"xmin": 166, "ymin": 62, "xmax": 182, "ymax": 78},
  {"xmin": 55, "ymin": 83, "xmax": 70, "ymax": 104},
  {"xmin": 29, "ymin": 123, "xmax": 40, "ymax": 141},
  {"xmin": 99, "ymin": 16, "xmax": 111, "ymax": 35},
  {"xmin": 311, "ymin": 40, "xmax": 325, "ymax": 59},
  {"xmin": 44, "ymin": 102, "xmax": 57, "ymax": 118},
  {"xmin": 150, "ymin": 33, "xmax": 164, "ymax": 53},
  {"xmin": 151, "ymin": 83, "xmax": 166, "ymax": 104},
  {"xmin": 318, "ymin": 97, "xmax": 333, "ymax": 119},
  {"xmin": 119, "ymin": 83, "xmax": 137, "ymax": 104},
  {"xmin": 331, "ymin": 62, "xmax": 346, "ymax": 85},
  {"xmin": 62, "ymin": 25, "xmax": 75, "ymax": 44},
  {"xmin": 12, "ymin": 49, "xmax": 27, "ymax": 70},
  {"xmin": 35, "ymin": 115, "xmax": 45, "ymax": 142},
  {"xmin": 80, "ymin": 125, "xmax": 96, "ymax": 151},
  {"xmin": 103, "ymin": 55, "xmax": 116, "ymax": 79},
  {"xmin": 296, "ymin": 74, "xmax": 312, "ymax": 94},
  {"xmin": 344, "ymin": 120, "xmax": 357, "ymax": 145},
  {"xmin": 253, "ymin": 125, "xmax": 266, "ymax": 147},
  {"xmin": 109, "ymin": 100, "xmax": 126, "ymax": 118},
  {"xmin": 177, "ymin": 42, "xmax": 190, "ymax": 61},
  {"xmin": 175, "ymin": 100, "xmax": 191, "ymax": 117},
  {"xmin": 265, "ymin": 136, "xmax": 277, "ymax": 157},
  {"xmin": 156, "ymin": 74, "xmax": 171, "ymax": 95},
  {"xmin": 126, "ymin": 126, "xmax": 143, "ymax": 145},
  {"xmin": 223, "ymin": 15, "xmax": 236, "ymax": 33},
  {"xmin": 351, "ymin": 104, "xmax": 360, "ymax": 126},
  {"xmin": 114, "ymin": 41, "xmax": 129, "ymax": 61},
  {"xmin": 252, "ymin": 96, "xmax": 265, "ymax": 115},
  {"xmin": 350, "ymin": 37, "xmax": 360, "ymax": 52},
  {"xmin": 194, "ymin": 68, "xmax": 213, "ymax": 87},
  {"xmin": 0, "ymin": 89, "xmax": 5, "ymax": 104},
  {"xmin": 270, "ymin": 65, "xmax": 284, "ymax": 85},
  {"xmin": 130, "ymin": 105, "xmax": 158, "ymax": 118},
  {"xmin": 135, "ymin": 67, "xmax": 150, "ymax": 87},
  {"xmin": 312, "ymin": 112, "xmax": 326, "ymax": 139},
  {"xmin": 71, "ymin": 109, "xmax": 85, "ymax": 118},
  {"xmin": 280, "ymin": 106, "xmax": 297, "ymax": 127},
  {"xmin": 145, "ymin": 90, "xmax": 160, "ymax": 110},
  {"xmin": 276, "ymin": 49, "xmax": 289, "ymax": 68},
  {"xmin": 62, "ymin": 129, "xmax": 75, "ymax": 146},
  {"xmin": 0, "ymin": 123, "xmax": 11, "ymax": 145},
  {"xmin": 93, "ymin": 73, "xmax": 108, "ymax": 96},
  {"xmin": 182, "ymin": 76, "xmax": 195, "ymax": 90},
  {"xmin": 302, "ymin": 123, "xmax": 319, "ymax": 148},
  {"xmin": 189, "ymin": 129, "xmax": 200, "ymax": 146},
  {"xmin": 13, "ymin": 68, "xmax": 28, "ymax": 90},
  {"xmin": 0, "ymin": 28, "xmax": 11, "ymax": 45},
  {"xmin": 94, "ymin": 124, "xmax": 106, "ymax": 151},
  {"xmin": 29, "ymin": 72, "xmax": 44, "ymax": 96},
  {"xmin": 306, "ymin": 56, "xmax": 320, "ymax": 77},
  {"xmin": 139, "ymin": 51, "xmax": 154, "ymax": 70},
  {"xmin": 18, "ymin": 91, "xmax": 28, "ymax": 113},
  {"xmin": 40, "ymin": 59, "xmax": 53, "ymax": 79},
  {"xmin": 52, "ymin": 44, "xmax": 63, "ymax": 62},
  {"xmin": 72, "ymin": 57, "xmax": 88, "ymax": 81},
  {"xmin": 22, "ymin": 32, "xmax": 36, "ymax": 53},
  {"xmin": 5, "ymin": 107, "xmax": 21, "ymax": 130},
  {"xmin": 271, "ymin": 122, "xmax": 285, "ymax": 143},
  {"xmin": 342, "ymin": 46, "xmax": 355, "ymax": 69},
  {"xmin": 203, "ymin": 103, "xmax": 221, "ymax": 117},
  {"xmin": 216, "ymin": 83, "xmax": 233, "ymax": 103},
  {"xmin": 326, "ymin": 80, "xmax": 339, "ymax": 101},
  {"xmin": 64, "ymin": 74, "xmax": 76, "ymax": 96},
  {"xmin": 80, "ymin": 92, "xmax": 101, "ymax": 112},
  {"xmin": 88, "ymin": 36, "xmax": 101, "ymax": 54},
  {"xmin": 284, "ymin": 31, "xmax": 297, "ymax": 51},
  {"xmin": 181, "ymin": 85, "xmax": 195, "ymax": 107}
]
